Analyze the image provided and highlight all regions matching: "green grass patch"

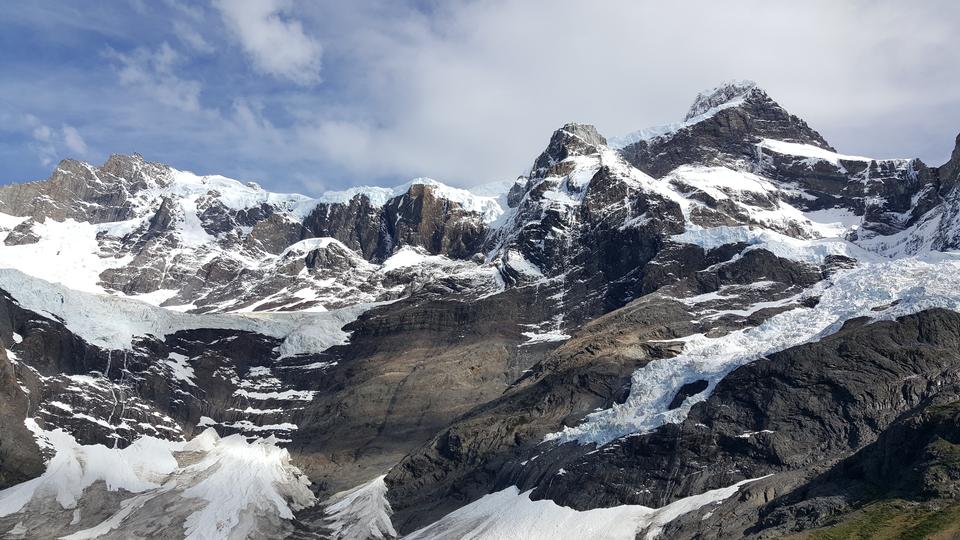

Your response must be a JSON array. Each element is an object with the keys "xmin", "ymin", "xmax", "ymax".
[{"xmin": 807, "ymin": 499, "xmax": 960, "ymax": 540}]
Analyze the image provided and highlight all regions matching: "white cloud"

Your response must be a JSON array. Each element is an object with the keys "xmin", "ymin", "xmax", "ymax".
[
  {"xmin": 104, "ymin": 43, "xmax": 203, "ymax": 112},
  {"xmin": 214, "ymin": 0, "xmax": 322, "ymax": 85},
  {"xmin": 19, "ymin": 115, "xmax": 87, "ymax": 166},
  {"xmin": 28, "ymin": 123, "xmax": 57, "ymax": 166},
  {"xmin": 173, "ymin": 20, "xmax": 214, "ymax": 53},
  {"xmin": 61, "ymin": 125, "xmax": 88, "ymax": 155},
  {"xmin": 163, "ymin": 0, "xmax": 204, "ymax": 22},
  {"xmin": 272, "ymin": 0, "xmax": 960, "ymax": 187},
  {"xmin": 7, "ymin": 0, "xmax": 958, "ymax": 194}
]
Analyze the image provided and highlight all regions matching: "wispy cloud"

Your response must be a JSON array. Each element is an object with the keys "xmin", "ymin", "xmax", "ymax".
[
  {"xmin": 61, "ymin": 125, "xmax": 88, "ymax": 155},
  {"xmin": 172, "ymin": 20, "xmax": 214, "ymax": 54},
  {"xmin": 104, "ymin": 43, "xmax": 202, "ymax": 112},
  {"xmin": 213, "ymin": 0, "xmax": 322, "ymax": 85},
  {"xmin": 19, "ymin": 115, "xmax": 88, "ymax": 166}
]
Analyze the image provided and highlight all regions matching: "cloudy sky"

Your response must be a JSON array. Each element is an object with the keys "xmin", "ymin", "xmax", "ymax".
[{"xmin": 2, "ymin": 0, "xmax": 958, "ymax": 194}]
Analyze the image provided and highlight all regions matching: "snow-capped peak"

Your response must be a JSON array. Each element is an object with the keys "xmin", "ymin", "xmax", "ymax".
[
  {"xmin": 608, "ymin": 80, "xmax": 761, "ymax": 149},
  {"xmin": 684, "ymin": 79, "xmax": 758, "ymax": 121},
  {"xmin": 165, "ymin": 168, "xmax": 312, "ymax": 212}
]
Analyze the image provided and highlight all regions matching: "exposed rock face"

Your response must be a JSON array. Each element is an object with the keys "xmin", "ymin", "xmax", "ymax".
[
  {"xmin": 0, "ymin": 345, "xmax": 42, "ymax": 489},
  {"xmin": 940, "ymin": 133, "xmax": 960, "ymax": 184},
  {"xmin": 619, "ymin": 83, "xmax": 832, "ymax": 177},
  {"xmin": 486, "ymin": 123, "xmax": 687, "ymax": 325},
  {"xmin": 740, "ymin": 399, "xmax": 960, "ymax": 537},
  {"xmin": 2, "ymin": 218, "xmax": 41, "ymax": 246},
  {"xmin": 530, "ymin": 123, "xmax": 608, "ymax": 173},
  {"xmin": 285, "ymin": 287, "xmax": 560, "ymax": 497},
  {"xmin": 386, "ymin": 307, "xmax": 960, "ymax": 535},
  {"xmin": 0, "ymin": 155, "xmax": 173, "ymax": 223}
]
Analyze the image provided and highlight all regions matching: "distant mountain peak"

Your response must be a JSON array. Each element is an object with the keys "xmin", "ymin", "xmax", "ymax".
[
  {"xmin": 684, "ymin": 79, "xmax": 759, "ymax": 121},
  {"xmin": 530, "ymin": 123, "xmax": 607, "ymax": 174},
  {"xmin": 557, "ymin": 123, "xmax": 606, "ymax": 147}
]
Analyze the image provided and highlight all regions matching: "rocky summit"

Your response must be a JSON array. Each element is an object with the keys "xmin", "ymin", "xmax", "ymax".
[{"xmin": 2, "ymin": 81, "xmax": 960, "ymax": 539}]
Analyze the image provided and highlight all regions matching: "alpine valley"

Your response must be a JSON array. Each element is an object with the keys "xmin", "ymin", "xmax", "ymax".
[{"xmin": 2, "ymin": 80, "xmax": 960, "ymax": 539}]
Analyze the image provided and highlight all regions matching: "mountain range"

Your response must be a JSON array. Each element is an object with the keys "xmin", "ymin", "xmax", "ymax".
[{"xmin": 1, "ymin": 80, "xmax": 960, "ymax": 539}]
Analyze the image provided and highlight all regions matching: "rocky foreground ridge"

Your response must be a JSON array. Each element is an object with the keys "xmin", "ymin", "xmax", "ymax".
[{"xmin": 1, "ymin": 80, "xmax": 960, "ymax": 538}]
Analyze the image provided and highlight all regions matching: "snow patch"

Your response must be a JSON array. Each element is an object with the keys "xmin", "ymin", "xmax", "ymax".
[
  {"xmin": 0, "ymin": 216, "xmax": 132, "ymax": 294},
  {"xmin": 521, "ymin": 330, "xmax": 571, "ymax": 345},
  {"xmin": 405, "ymin": 478, "xmax": 762, "ymax": 540},
  {"xmin": 380, "ymin": 247, "xmax": 430, "ymax": 272},
  {"xmin": 758, "ymin": 139, "xmax": 873, "ymax": 166},
  {"xmin": 165, "ymin": 353, "xmax": 196, "ymax": 386},
  {"xmin": 670, "ymin": 225, "xmax": 863, "ymax": 264},
  {"xmin": 803, "ymin": 207, "xmax": 863, "ymax": 238}
]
